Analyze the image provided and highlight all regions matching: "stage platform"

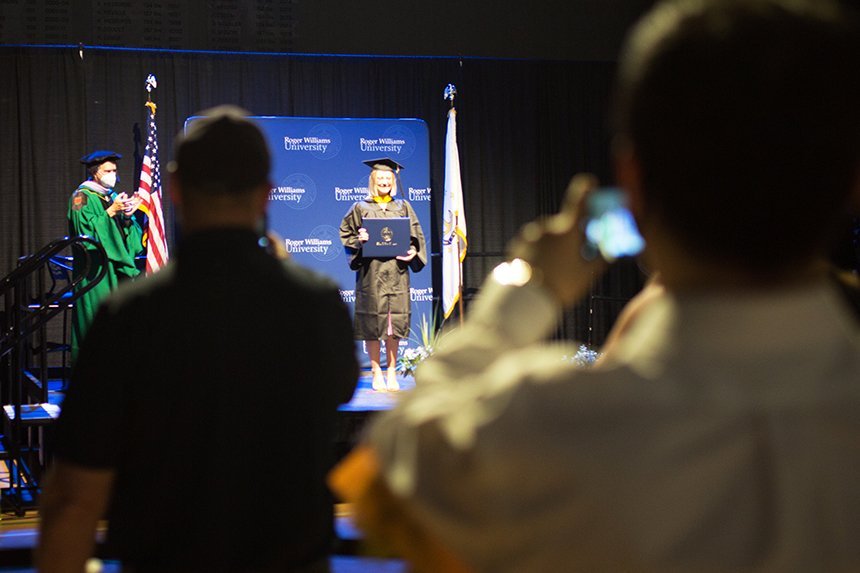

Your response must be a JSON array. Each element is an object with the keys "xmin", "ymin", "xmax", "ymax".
[
  {"xmin": 340, "ymin": 369, "xmax": 415, "ymax": 412},
  {"xmin": 334, "ymin": 369, "xmax": 414, "ymax": 459}
]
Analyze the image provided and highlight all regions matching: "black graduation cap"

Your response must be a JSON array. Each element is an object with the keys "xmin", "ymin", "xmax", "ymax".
[
  {"xmin": 362, "ymin": 157, "xmax": 404, "ymax": 173},
  {"xmin": 79, "ymin": 150, "xmax": 122, "ymax": 167}
]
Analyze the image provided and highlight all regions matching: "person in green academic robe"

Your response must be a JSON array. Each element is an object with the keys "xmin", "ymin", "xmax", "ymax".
[
  {"xmin": 340, "ymin": 158, "xmax": 427, "ymax": 392},
  {"xmin": 68, "ymin": 151, "xmax": 144, "ymax": 361}
]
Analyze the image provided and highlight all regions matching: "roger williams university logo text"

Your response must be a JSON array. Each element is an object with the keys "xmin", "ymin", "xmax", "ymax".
[
  {"xmin": 335, "ymin": 186, "xmax": 369, "ymax": 202},
  {"xmin": 339, "ymin": 287, "xmax": 432, "ymax": 304},
  {"xmin": 270, "ymin": 174, "xmax": 316, "ymax": 210},
  {"xmin": 284, "ymin": 136, "xmax": 331, "ymax": 152},
  {"xmin": 410, "ymin": 286, "xmax": 433, "ymax": 302},
  {"xmin": 363, "ymin": 124, "xmax": 417, "ymax": 159},
  {"xmin": 284, "ymin": 237, "xmax": 332, "ymax": 256},
  {"xmin": 408, "ymin": 187, "xmax": 431, "ymax": 202},
  {"xmin": 282, "ymin": 124, "xmax": 343, "ymax": 159},
  {"xmin": 283, "ymin": 225, "xmax": 340, "ymax": 262},
  {"xmin": 360, "ymin": 137, "xmax": 406, "ymax": 154}
]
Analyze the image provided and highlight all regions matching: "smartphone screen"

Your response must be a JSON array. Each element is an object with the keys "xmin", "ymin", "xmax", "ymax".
[
  {"xmin": 582, "ymin": 187, "xmax": 645, "ymax": 262},
  {"xmin": 256, "ymin": 213, "xmax": 270, "ymax": 249}
]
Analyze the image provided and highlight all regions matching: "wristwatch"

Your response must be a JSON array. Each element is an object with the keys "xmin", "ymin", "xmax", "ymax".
[{"xmin": 492, "ymin": 258, "xmax": 540, "ymax": 287}]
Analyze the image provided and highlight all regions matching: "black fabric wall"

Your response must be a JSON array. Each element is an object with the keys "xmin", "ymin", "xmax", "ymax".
[{"xmin": 0, "ymin": 46, "xmax": 645, "ymax": 345}]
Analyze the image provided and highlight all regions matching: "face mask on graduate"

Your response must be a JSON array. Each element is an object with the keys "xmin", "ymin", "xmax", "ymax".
[{"xmin": 100, "ymin": 172, "xmax": 117, "ymax": 189}]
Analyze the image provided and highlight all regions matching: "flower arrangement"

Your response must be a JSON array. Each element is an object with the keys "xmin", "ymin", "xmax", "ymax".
[
  {"xmin": 397, "ymin": 317, "xmax": 601, "ymax": 376},
  {"xmin": 565, "ymin": 344, "xmax": 602, "ymax": 368},
  {"xmin": 398, "ymin": 345, "xmax": 433, "ymax": 378},
  {"xmin": 398, "ymin": 312, "xmax": 443, "ymax": 377}
]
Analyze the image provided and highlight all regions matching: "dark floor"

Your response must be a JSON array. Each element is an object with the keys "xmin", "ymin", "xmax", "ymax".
[
  {"xmin": 0, "ymin": 556, "xmax": 407, "ymax": 573},
  {"xmin": 0, "ymin": 503, "xmax": 405, "ymax": 572}
]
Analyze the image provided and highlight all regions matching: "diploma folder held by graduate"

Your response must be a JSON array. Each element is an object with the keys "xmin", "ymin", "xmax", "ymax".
[{"xmin": 362, "ymin": 217, "xmax": 410, "ymax": 258}]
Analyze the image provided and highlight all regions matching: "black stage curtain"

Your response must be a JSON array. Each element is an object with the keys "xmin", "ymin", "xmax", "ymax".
[{"xmin": 0, "ymin": 46, "xmax": 644, "ymax": 345}]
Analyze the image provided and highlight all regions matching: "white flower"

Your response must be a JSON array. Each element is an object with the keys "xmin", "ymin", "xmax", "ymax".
[
  {"xmin": 565, "ymin": 344, "xmax": 601, "ymax": 368},
  {"xmin": 399, "ymin": 345, "xmax": 434, "ymax": 377}
]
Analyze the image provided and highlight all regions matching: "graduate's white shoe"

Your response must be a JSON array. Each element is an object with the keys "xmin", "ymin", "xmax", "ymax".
[
  {"xmin": 386, "ymin": 367, "xmax": 400, "ymax": 392},
  {"xmin": 371, "ymin": 367, "xmax": 386, "ymax": 392}
]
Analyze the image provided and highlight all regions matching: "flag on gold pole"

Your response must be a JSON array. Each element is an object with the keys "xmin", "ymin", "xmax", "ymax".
[
  {"xmin": 442, "ymin": 99, "xmax": 467, "ymax": 320},
  {"xmin": 136, "ymin": 74, "xmax": 168, "ymax": 274}
]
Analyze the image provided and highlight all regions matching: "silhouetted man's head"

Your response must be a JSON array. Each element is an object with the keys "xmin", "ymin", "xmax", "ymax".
[
  {"xmin": 170, "ymin": 105, "xmax": 271, "ymax": 196},
  {"xmin": 615, "ymin": 0, "xmax": 860, "ymax": 272},
  {"xmin": 169, "ymin": 106, "xmax": 272, "ymax": 232}
]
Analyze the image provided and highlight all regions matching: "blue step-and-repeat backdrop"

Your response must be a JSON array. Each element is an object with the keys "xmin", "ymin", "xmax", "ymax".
[{"xmin": 185, "ymin": 116, "xmax": 434, "ymax": 366}]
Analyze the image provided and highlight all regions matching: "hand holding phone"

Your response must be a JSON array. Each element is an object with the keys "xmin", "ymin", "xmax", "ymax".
[
  {"xmin": 508, "ymin": 174, "xmax": 608, "ymax": 306},
  {"xmin": 581, "ymin": 188, "xmax": 645, "ymax": 262}
]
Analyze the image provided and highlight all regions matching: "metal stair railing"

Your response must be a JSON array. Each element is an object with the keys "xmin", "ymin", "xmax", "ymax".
[
  {"xmin": 1, "ymin": 235, "xmax": 106, "ymax": 359},
  {"xmin": 0, "ymin": 235, "xmax": 107, "ymax": 515}
]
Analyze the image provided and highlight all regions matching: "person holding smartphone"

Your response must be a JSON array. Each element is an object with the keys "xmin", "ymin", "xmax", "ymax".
[
  {"xmin": 331, "ymin": 1, "xmax": 860, "ymax": 571},
  {"xmin": 340, "ymin": 158, "xmax": 427, "ymax": 392}
]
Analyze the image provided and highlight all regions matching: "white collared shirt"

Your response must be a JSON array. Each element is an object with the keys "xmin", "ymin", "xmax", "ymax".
[{"xmin": 369, "ymin": 278, "xmax": 860, "ymax": 572}]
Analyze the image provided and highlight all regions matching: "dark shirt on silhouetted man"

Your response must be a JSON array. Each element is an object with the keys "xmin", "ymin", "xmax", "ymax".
[{"xmin": 54, "ymin": 228, "xmax": 359, "ymax": 571}]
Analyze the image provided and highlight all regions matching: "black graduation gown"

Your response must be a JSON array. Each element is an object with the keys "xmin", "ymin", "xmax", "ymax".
[{"xmin": 340, "ymin": 198, "xmax": 427, "ymax": 340}]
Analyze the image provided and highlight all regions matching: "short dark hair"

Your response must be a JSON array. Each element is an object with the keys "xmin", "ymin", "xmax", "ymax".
[
  {"xmin": 615, "ymin": 0, "xmax": 860, "ymax": 270},
  {"xmin": 170, "ymin": 105, "xmax": 270, "ymax": 195}
]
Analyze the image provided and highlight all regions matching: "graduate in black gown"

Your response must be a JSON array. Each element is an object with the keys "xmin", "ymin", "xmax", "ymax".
[{"xmin": 340, "ymin": 158, "xmax": 427, "ymax": 391}]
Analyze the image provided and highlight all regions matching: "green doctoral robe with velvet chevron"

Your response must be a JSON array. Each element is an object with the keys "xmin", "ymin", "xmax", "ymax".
[{"xmin": 68, "ymin": 184, "xmax": 144, "ymax": 361}]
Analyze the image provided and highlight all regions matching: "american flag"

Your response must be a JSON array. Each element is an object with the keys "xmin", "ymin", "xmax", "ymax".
[{"xmin": 137, "ymin": 108, "xmax": 168, "ymax": 273}]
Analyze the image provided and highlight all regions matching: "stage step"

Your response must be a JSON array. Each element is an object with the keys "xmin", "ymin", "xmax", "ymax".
[
  {"xmin": 22, "ymin": 370, "xmax": 67, "ymax": 391},
  {"xmin": 2, "ymin": 403, "xmax": 60, "ymax": 425}
]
